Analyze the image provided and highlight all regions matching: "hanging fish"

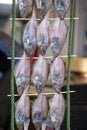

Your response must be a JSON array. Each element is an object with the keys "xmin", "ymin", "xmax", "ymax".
[
  {"xmin": 54, "ymin": 0, "xmax": 70, "ymax": 19},
  {"xmin": 37, "ymin": 10, "xmax": 51, "ymax": 55},
  {"xmin": 14, "ymin": 52, "xmax": 31, "ymax": 96},
  {"xmin": 32, "ymin": 93, "xmax": 48, "ymax": 130},
  {"xmin": 18, "ymin": 0, "xmax": 33, "ymax": 18},
  {"xmin": 50, "ymin": 93, "xmax": 65, "ymax": 130},
  {"xmin": 36, "ymin": 0, "xmax": 53, "ymax": 18},
  {"xmin": 49, "ymin": 17, "xmax": 68, "ymax": 57},
  {"xmin": 49, "ymin": 56, "xmax": 65, "ymax": 93},
  {"xmin": 15, "ymin": 87, "xmax": 30, "ymax": 130},
  {"xmin": 31, "ymin": 54, "xmax": 48, "ymax": 93},
  {"xmin": 23, "ymin": 8, "xmax": 37, "ymax": 57}
]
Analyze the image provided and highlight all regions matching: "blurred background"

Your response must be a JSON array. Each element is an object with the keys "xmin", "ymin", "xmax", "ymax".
[{"xmin": 0, "ymin": 0, "xmax": 87, "ymax": 130}]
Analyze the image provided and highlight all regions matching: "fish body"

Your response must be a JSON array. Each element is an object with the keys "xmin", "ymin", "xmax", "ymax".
[
  {"xmin": 32, "ymin": 55, "xmax": 48, "ymax": 93},
  {"xmin": 15, "ymin": 87, "xmax": 30, "ymax": 130},
  {"xmin": 37, "ymin": 10, "xmax": 51, "ymax": 55},
  {"xmin": 49, "ymin": 17, "xmax": 68, "ymax": 57},
  {"xmin": 23, "ymin": 8, "xmax": 37, "ymax": 57},
  {"xmin": 50, "ymin": 93, "xmax": 65, "ymax": 130},
  {"xmin": 14, "ymin": 52, "xmax": 31, "ymax": 95},
  {"xmin": 32, "ymin": 93, "xmax": 48, "ymax": 129},
  {"xmin": 18, "ymin": 0, "xmax": 32, "ymax": 18},
  {"xmin": 54, "ymin": 0, "xmax": 70, "ymax": 19},
  {"xmin": 50, "ymin": 56, "xmax": 65, "ymax": 93}
]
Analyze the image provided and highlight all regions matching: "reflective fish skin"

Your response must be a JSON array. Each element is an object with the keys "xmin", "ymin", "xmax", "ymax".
[
  {"xmin": 18, "ymin": 0, "xmax": 32, "ymax": 18},
  {"xmin": 37, "ymin": 10, "xmax": 51, "ymax": 55},
  {"xmin": 32, "ymin": 93, "xmax": 48, "ymax": 130},
  {"xmin": 50, "ymin": 93, "xmax": 65, "ymax": 130},
  {"xmin": 54, "ymin": 0, "xmax": 70, "ymax": 19},
  {"xmin": 15, "ymin": 87, "xmax": 30, "ymax": 130},
  {"xmin": 23, "ymin": 8, "xmax": 37, "ymax": 57},
  {"xmin": 31, "ymin": 55, "xmax": 48, "ymax": 93},
  {"xmin": 49, "ymin": 17, "xmax": 68, "ymax": 57},
  {"xmin": 14, "ymin": 52, "xmax": 31, "ymax": 96},
  {"xmin": 36, "ymin": 0, "xmax": 53, "ymax": 18},
  {"xmin": 50, "ymin": 56, "xmax": 65, "ymax": 93}
]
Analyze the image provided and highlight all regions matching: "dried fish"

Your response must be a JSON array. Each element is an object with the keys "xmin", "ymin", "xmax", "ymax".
[
  {"xmin": 32, "ymin": 93, "xmax": 48, "ymax": 130},
  {"xmin": 31, "ymin": 55, "xmax": 48, "ymax": 93},
  {"xmin": 37, "ymin": 10, "xmax": 51, "ymax": 55},
  {"xmin": 15, "ymin": 87, "xmax": 30, "ymax": 130},
  {"xmin": 49, "ymin": 17, "xmax": 68, "ymax": 57},
  {"xmin": 14, "ymin": 52, "xmax": 31, "ymax": 95},
  {"xmin": 49, "ymin": 56, "xmax": 65, "ymax": 93},
  {"xmin": 23, "ymin": 8, "xmax": 37, "ymax": 57},
  {"xmin": 50, "ymin": 93, "xmax": 65, "ymax": 130}
]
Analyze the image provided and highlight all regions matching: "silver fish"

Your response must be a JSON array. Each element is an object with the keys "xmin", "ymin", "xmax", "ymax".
[
  {"xmin": 31, "ymin": 55, "xmax": 48, "ymax": 93},
  {"xmin": 15, "ymin": 87, "xmax": 30, "ymax": 130},
  {"xmin": 37, "ymin": 10, "xmax": 51, "ymax": 55},
  {"xmin": 23, "ymin": 8, "xmax": 37, "ymax": 57},
  {"xmin": 49, "ymin": 17, "xmax": 68, "ymax": 57},
  {"xmin": 14, "ymin": 52, "xmax": 31, "ymax": 95},
  {"xmin": 50, "ymin": 56, "xmax": 65, "ymax": 93},
  {"xmin": 50, "ymin": 93, "xmax": 65, "ymax": 130},
  {"xmin": 32, "ymin": 93, "xmax": 48, "ymax": 130}
]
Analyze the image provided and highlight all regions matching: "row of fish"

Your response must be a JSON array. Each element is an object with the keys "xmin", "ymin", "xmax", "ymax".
[
  {"xmin": 19, "ymin": 0, "xmax": 69, "ymax": 59},
  {"xmin": 14, "ymin": 53, "xmax": 65, "ymax": 95},
  {"xmin": 23, "ymin": 8, "xmax": 68, "ymax": 57},
  {"xmin": 15, "ymin": 87, "xmax": 65, "ymax": 130},
  {"xmin": 18, "ymin": 0, "xmax": 70, "ymax": 19}
]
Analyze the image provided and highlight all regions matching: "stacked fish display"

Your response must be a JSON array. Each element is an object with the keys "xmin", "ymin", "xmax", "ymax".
[{"xmin": 14, "ymin": 0, "xmax": 70, "ymax": 129}]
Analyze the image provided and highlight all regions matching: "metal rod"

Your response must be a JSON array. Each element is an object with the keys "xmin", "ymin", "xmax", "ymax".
[
  {"xmin": 7, "ymin": 91, "xmax": 76, "ymax": 97},
  {"xmin": 7, "ymin": 55, "xmax": 77, "ymax": 60}
]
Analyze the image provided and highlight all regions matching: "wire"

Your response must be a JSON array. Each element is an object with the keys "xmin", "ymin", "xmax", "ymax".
[
  {"xmin": 66, "ymin": 0, "xmax": 75, "ymax": 130},
  {"xmin": 10, "ymin": 0, "xmax": 16, "ymax": 130}
]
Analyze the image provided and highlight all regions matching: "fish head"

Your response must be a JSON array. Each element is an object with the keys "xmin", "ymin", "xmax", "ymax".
[
  {"xmin": 19, "ymin": 0, "xmax": 32, "ymax": 17},
  {"xmin": 16, "ymin": 74, "xmax": 27, "ymax": 86},
  {"xmin": 51, "ymin": 113, "xmax": 61, "ymax": 130},
  {"xmin": 33, "ymin": 75, "xmax": 45, "ymax": 93},
  {"xmin": 37, "ymin": 36, "xmax": 48, "ymax": 55},
  {"xmin": 51, "ymin": 37, "xmax": 61, "ymax": 57},
  {"xmin": 24, "ymin": 34, "xmax": 35, "ymax": 57},
  {"xmin": 32, "ymin": 111, "xmax": 42, "ymax": 128},
  {"xmin": 36, "ymin": 0, "xmax": 47, "ymax": 9},
  {"xmin": 16, "ymin": 74, "xmax": 27, "ymax": 95},
  {"xmin": 36, "ymin": 0, "xmax": 42, "ymax": 9},
  {"xmin": 54, "ymin": 0, "xmax": 66, "ymax": 19}
]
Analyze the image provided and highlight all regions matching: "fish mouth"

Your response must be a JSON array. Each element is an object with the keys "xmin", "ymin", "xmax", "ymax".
[{"xmin": 32, "ymin": 111, "xmax": 42, "ymax": 128}]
